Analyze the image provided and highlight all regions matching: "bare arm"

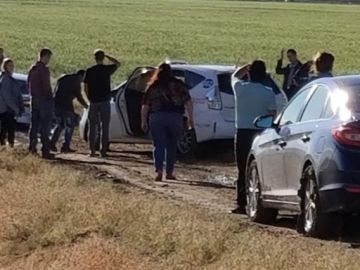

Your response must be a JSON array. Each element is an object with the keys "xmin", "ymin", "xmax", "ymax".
[
  {"xmin": 105, "ymin": 54, "xmax": 121, "ymax": 67},
  {"xmin": 75, "ymin": 87, "xmax": 89, "ymax": 109},
  {"xmin": 232, "ymin": 64, "xmax": 250, "ymax": 81},
  {"xmin": 276, "ymin": 48, "xmax": 286, "ymax": 75},
  {"xmin": 141, "ymin": 105, "xmax": 150, "ymax": 132},
  {"xmin": 185, "ymin": 100, "xmax": 194, "ymax": 129}
]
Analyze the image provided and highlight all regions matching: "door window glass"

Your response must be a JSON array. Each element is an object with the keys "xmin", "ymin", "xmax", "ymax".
[
  {"xmin": 217, "ymin": 73, "xmax": 233, "ymax": 95},
  {"xmin": 301, "ymin": 86, "xmax": 330, "ymax": 122},
  {"xmin": 185, "ymin": 70, "xmax": 205, "ymax": 89},
  {"xmin": 279, "ymin": 87, "xmax": 312, "ymax": 126}
]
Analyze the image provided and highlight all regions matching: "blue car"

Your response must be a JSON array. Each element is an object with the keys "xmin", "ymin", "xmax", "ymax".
[{"xmin": 247, "ymin": 75, "xmax": 360, "ymax": 238}]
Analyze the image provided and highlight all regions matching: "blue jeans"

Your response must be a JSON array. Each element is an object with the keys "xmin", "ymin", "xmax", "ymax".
[
  {"xmin": 28, "ymin": 97, "xmax": 54, "ymax": 154},
  {"xmin": 149, "ymin": 112, "xmax": 183, "ymax": 174},
  {"xmin": 89, "ymin": 101, "xmax": 110, "ymax": 155},
  {"xmin": 51, "ymin": 109, "xmax": 79, "ymax": 149}
]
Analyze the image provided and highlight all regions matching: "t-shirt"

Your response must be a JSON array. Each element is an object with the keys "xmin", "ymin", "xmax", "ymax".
[
  {"xmin": 84, "ymin": 64, "xmax": 118, "ymax": 103},
  {"xmin": 232, "ymin": 78, "xmax": 277, "ymax": 130},
  {"xmin": 143, "ymin": 78, "xmax": 191, "ymax": 114},
  {"xmin": 54, "ymin": 73, "xmax": 84, "ymax": 112}
]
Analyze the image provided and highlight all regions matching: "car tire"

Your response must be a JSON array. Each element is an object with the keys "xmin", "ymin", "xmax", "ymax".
[
  {"xmin": 297, "ymin": 165, "xmax": 343, "ymax": 238},
  {"xmin": 177, "ymin": 128, "xmax": 197, "ymax": 159},
  {"xmin": 246, "ymin": 160, "xmax": 278, "ymax": 224}
]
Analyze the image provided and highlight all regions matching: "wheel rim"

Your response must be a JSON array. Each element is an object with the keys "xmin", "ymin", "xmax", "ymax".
[
  {"xmin": 247, "ymin": 165, "xmax": 260, "ymax": 218},
  {"xmin": 177, "ymin": 130, "xmax": 193, "ymax": 154},
  {"xmin": 304, "ymin": 179, "xmax": 317, "ymax": 233}
]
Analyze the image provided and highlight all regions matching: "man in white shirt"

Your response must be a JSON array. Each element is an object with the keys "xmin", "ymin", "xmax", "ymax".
[{"xmin": 231, "ymin": 60, "xmax": 277, "ymax": 214}]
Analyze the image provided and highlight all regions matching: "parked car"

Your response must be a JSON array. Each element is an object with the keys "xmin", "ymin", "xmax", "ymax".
[
  {"xmin": 79, "ymin": 63, "xmax": 286, "ymax": 157},
  {"xmin": 247, "ymin": 75, "xmax": 360, "ymax": 238},
  {"xmin": 0, "ymin": 72, "xmax": 30, "ymax": 125}
]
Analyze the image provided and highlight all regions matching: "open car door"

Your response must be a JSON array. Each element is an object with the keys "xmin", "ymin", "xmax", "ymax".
[{"xmin": 115, "ymin": 67, "xmax": 156, "ymax": 137}]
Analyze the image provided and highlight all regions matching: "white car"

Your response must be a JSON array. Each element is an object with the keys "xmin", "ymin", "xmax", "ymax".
[
  {"xmin": 0, "ymin": 73, "xmax": 31, "ymax": 125},
  {"xmin": 79, "ymin": 63, "xmax": 287, "ymax": 157}
]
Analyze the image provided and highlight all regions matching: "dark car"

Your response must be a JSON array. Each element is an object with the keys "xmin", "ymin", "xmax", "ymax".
[{"xmin": 246, "ymin": 75, "xmax": 360, "ymax": 238}]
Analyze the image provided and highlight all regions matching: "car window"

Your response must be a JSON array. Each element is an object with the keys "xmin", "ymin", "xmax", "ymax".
[
  {"xmin": 279, "ymin": 87, "xmax": 312, "ymax": 126},
  {"xmin": 185, "ymin": 70, "xmax": 205, "ymax": 89},
  {"xmin": 301, "ymin": 85, "xmax": 330, "ymax": 122},
  {"xmin": 127, "ymin": 70, "xmax": 154, "ymax": 93},
  {"xmin": 16, "ymin": 80, "xmax": 28, "ymax": 95},
  {"xmin": 217, "ymin": 73, "xmax": 233, "ymax": 95},
  {"xmin": 172, "ymin": 69, "xmax": 185, "ymax": 83}
]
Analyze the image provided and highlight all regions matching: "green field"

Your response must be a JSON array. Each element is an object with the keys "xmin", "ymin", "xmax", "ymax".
[{"xmin": 1, "ymin": 0, "xmax": 360, "ymax": 85}]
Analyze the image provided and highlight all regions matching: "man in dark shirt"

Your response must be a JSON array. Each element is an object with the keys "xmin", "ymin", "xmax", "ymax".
[
  {"xmin": 84, "ymin": 49, "xmax": 120, "ymax": 157},
  {"xmin": 27, "ymin": 48, "xmax": 54, "ymax": 159},
  {"xmin": 276, "ymin": 48, "xmax": 310, "ymax": 100},
  {"xmin": 50, "ymin": 70, "xmax": 88, "ymax": 153}
]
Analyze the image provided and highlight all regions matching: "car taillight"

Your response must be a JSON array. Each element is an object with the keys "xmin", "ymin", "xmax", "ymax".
[{"xmin": 332, "ymin": 122, "xmax": 360, "ymax": 147}]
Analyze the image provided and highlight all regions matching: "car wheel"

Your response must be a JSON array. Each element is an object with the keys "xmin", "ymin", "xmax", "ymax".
[
  {"xmin": 246, "ymin": 160, "xmax": 278, "ymax": 224},
  {"xmin": 177, "ymin": 128, "xmax": 197, "ymax": 159},
  {"xmin": 297, "ymin": 165, "xmax": 343, "ymax": 238}
]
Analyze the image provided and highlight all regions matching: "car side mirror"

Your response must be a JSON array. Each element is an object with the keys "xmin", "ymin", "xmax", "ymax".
[{"xmin": 254, "ymin": 115, "xmax": 274, "ymax": 129}]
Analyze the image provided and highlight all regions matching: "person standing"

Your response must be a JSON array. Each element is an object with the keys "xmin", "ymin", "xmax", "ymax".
[
  {"xmin": 50, "ymin": 70, "xmax": 88, "ymax": 153},
  {"xmin": 276, "ymin": 48, "xmax": 309, "ymax": 99},
  {"xmin": 231, "ymin": 60, "xmax": 277, "ymax": 214},
  {"xmin": 311, "ymin": 52, "xmax": 335, "ymax": 79},
  {"xmin": 28, "ymin": 48, "xmax": 54, "ymax": 159},
  {"xmin": 141, "ymin": 63, "xmax": 194, "ymax": 182},
  {"xmin": 84, "ymin": 49, "xmax": 120, "ymax": 157},
  {"xmin": 0, "ymin": 58, "xmax": 24, "ymax": 147}
]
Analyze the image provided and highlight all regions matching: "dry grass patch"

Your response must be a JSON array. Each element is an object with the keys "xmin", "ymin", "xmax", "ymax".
[{"xmin": 0, "ymin": 148, "xmax": 360, "ymax": 270}]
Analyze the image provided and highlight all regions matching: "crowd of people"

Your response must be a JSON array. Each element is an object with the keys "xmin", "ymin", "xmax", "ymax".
[{"xmin": 0, "ymin": 46, "xmax": 335, "ymax": 186}]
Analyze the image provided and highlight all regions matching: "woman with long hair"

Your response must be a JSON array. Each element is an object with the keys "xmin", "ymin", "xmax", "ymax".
[
  {"xmin": 141, "ymin": 63, "xmax": 194, "ymax": 181},
  {"xmin": 0, "ymin": 58, "xmax": 24, "ymax": 147}
]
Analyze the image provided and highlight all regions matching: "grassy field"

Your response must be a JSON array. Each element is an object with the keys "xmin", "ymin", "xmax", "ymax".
[
  {"xmin": 1, "ymin": 0, "xmax": 360, "ymax": 85},
  {"xmin": 0, "ymin": 148, "xmax": 360, "ymax": 270}
]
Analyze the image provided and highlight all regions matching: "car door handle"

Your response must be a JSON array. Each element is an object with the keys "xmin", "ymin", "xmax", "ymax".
[
  {"xmin": 278, "ymin": 140, "xmax": 287, "ymax": 148},
  {"xmin": 301, "ymin": 135, "xmax": 310, "ymax": 143}
]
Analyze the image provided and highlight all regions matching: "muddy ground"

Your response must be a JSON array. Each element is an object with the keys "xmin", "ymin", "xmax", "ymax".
[{"xmin": 16, "ymin": 129, "xmax": 360, "ymax": 247}]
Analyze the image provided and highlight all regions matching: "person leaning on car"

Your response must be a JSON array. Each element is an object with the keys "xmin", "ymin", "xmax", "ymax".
[
  {"xmin": 276, "ymin": 48, "xmax": 310, "ymax": 100},
  {"xmin": 50, "ymin": 70, "xmax": 88, "ymax": 153},
  {"xmin": 231, "ymin": 60, "xmax": 277, "ymax": 214},
  {"xmin": 0, "ymin": 58, "xmax": 24, "ymax": 147},
  {"xmin": 84, "ymin": 49, "xmax": 120, "ymax": 158},
  {"xmin": 27, "ymin": 48, "xmax": 54, "ymax": 159}
]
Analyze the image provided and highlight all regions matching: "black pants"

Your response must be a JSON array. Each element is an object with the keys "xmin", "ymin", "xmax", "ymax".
[
  {"xmin": 235, "ymin": 129, "xmax": 260, "ymax": 207},
  {"xmin": 0, "ymin": 112, "xmax": 16, "ymax": 146}
]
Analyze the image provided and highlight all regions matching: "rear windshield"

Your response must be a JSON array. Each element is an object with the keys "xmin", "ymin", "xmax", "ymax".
[
  {"xmin": 346, "ymin": 83, "xmax": 360, "ymax": 114},
  {"xmin": 217, "ymin": 73, "xmax": 233, "ymax": 95}
]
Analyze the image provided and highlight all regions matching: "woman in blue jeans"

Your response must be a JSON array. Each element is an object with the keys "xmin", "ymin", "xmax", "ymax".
[{"xmin": 141, "ymin": 63, "xmax": 194, "ymax": 182}]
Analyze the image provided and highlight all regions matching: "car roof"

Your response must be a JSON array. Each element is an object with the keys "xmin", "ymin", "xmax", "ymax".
[
  {"xmin": 170, "ymin": 64, "xmax": 235, "ymax": 73},
  {"xmin": 308, "ymin": 75, "xmax": 360, "ymax": 89},
  {"xmin": 12, "ymin": 73, "xmax": 28, "ymax": 81}
]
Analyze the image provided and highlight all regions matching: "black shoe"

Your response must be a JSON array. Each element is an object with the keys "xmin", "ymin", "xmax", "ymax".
[
  {"xmin": 61, "ymin": 147, "xmax": 76, "ymax": 153},
  {"xmin": 230, "ymin": 206, "xmax": 246, "ymax": 215},
  {"xmin": 50, "ymin": 145, "xmax": 58, "ymax": 152},
  {"xmin": 42, "ymin": 152, "xmax": 55, "ymax": 160},
  {"xmin": 89, "ymin": 152, "xmax": 98, "ymax": 158},
  {"xmin": 100, "ymin": 152, "xmax": 108, "ymax": 158}
]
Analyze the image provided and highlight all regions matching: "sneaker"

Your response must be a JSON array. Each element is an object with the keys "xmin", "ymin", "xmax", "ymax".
[
  {"xmin": 89, "ymin": 152, "xmax": 98, "ymax": 158},
  {"xmin": 100, "ymin": 152, "xmax": 108, "ymax": 158},
  {"xmin": 166, "ymin": 175, "xmax": 177, "ymax": 180},
  {"xmin": 42, "ymin": 152, "xmax": 55, "ymax": 160},
  {"xmin": 61, "ymin": 147, "xmax": 76, "ymax": 153},
  {"xmin": 230, "ymin": 206, "xmax": 246, "ymax": 215},
  {"xmin": 155, "ymin": 173, "xmax": 163, "ymax": 182}
]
